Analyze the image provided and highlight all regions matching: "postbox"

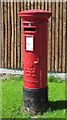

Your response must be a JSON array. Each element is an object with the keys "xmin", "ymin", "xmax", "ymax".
[{"xmin": 18, "ymin": 10, "xmax": 52, "ymax": 114}]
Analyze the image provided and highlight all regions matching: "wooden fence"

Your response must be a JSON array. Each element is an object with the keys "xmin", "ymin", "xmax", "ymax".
[
  {"xmin": 1, "ymin": 1, "xmax": 67, "ymax": 73},
  {"xmin": 0, "ymin": 2, "xmax": 2, "ymax": 68}
]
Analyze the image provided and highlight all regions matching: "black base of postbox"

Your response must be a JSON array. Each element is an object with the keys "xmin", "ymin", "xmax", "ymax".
[{"xmin": 23, "ymin": 87, "xmax": 48, "ymax": 115}]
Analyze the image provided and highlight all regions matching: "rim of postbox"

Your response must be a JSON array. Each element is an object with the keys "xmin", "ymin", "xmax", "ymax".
[{"xmin": 18, "ymin": 9, "xmax": 52, "ymax": 19}]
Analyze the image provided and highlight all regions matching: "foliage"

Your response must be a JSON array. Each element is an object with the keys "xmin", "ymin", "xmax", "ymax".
[{"xmin": 48, "ymin": 75, "xmax": 63, "ymax": 83}]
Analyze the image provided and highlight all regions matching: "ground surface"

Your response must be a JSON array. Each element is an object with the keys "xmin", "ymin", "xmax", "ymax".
[{"xmin": 1, "ymin": 75, "xmax": 67, "ymax": 119}]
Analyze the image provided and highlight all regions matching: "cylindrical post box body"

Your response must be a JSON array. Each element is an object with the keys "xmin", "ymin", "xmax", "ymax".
[{"xmin": 18, "ymin": 10, "xmax": 52, "ymax": 114}]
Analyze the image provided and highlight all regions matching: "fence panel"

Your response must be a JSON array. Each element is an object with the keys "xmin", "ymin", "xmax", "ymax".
[
  {"xmin": 0, "ymin": 2, "xmax": 2, "ymax": 68},
  {"xmin": 1, "ymin": 1, "xmax": 66, "ymax": 73}
]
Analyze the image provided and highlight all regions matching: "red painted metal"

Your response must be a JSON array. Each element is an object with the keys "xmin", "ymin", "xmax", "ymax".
[{"xmin": 18, "ymin": 10, "xmax": 52, "ymax": 89}]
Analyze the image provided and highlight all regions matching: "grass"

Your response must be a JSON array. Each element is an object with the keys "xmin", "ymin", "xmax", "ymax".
[{"xmin": 2, "ymin": 75, "xmax": 67, "ymax": 119}]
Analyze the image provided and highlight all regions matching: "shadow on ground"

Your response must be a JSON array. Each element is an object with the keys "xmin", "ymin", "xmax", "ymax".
[
  {"xmin": 40, "ymin": 100, "xmax": 67, "ymax": 115},
  {"xmin": 48, "ymin": 100, "xmax": 67, "ymax": 110}
]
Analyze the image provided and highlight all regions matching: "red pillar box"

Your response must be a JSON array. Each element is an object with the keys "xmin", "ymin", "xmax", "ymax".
[{"xmin": 18, "ymin": 10, "xmax": 52, "ymax": 114}]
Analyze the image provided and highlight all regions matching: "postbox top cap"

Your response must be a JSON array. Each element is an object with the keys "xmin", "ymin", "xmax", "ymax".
[
  {"xmin": 19, "ymin": 9, "xmax": 51, "ymax": 14},
  {"xmin": 18, "ymin": 9, "xmax": 52, "ymax": 18}
]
